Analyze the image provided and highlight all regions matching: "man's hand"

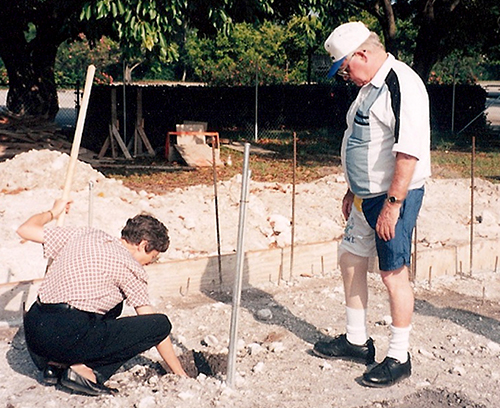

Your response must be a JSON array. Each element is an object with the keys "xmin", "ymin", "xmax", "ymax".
[
  {"xmin": 135, "ymin": 305, "xmax": 188, "ymax": 377},
  {"xmin": 17, "ymin": 198, "xmax": 72, "ymax": 243},
  {"xmin": 376, "ymin": 202, "xmax": 400, "ymax": 241},
  {"xmin": 342, "ymin": 189, "xmax": 355, "ymax": 220}
]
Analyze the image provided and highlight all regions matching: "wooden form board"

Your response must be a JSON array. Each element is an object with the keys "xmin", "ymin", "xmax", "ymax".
[
  {"xmin": 146, "ymin": 240, "xmax": 339, "ymax": 298},
  {"xmin": 2, "ymin": 238, "xmax": 499, "ymax": 325}
]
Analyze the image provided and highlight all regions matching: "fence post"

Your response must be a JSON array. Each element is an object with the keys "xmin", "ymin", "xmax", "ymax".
[{"xmin": 75, "ymin": 80, "xmax": 81, "ymax": 127}]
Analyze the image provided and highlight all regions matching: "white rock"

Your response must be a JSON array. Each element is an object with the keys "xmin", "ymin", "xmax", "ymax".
[
  {"xmin": 320, "ymin": 361, "xmax": 333, "ymax": 370},
  {"xmin": 451, "ymin": 366, "xmax": 466, "ymax": 376},
  {"xmin": 247, "ymin": 342, "xmax": 265, "ymax": 355},
  {"xmin": 252, "ymin": 361, "xmax": 265, "ymax": 373},
  {"xmin": 268, "ymin": 214, "xmax": 291, "ymax": 234},
  {"xmin": 178, "ymin": 391, "xmax": 195, "ymax": 401},
  {"xmin": 418, "ymin": 348, "xmax": 434, "ymax": 359},
  {"xmin": 256, "ymin": 308, "xmax": 273, "ymax": 320},
  {"xmin": 137, "ymin": 396, "xmax": 156, "ymax": 408},
  {"xmin": 486, "ymin": 341, "xmax": 500, "ymax": 354},
  {"xmin": 147, "ymin": 375, "xmax": 158, "ymax": 385},
  {"xmin": 236, "ymin": 338, "xmax": 246, "ymax": 350},
  {"xmin": 268, "ymin": 342, "xmax": 285, "ymax": 353},
  {"xmin": 203, "ymin": 334, "xmax": 219, "ymax": 347}
]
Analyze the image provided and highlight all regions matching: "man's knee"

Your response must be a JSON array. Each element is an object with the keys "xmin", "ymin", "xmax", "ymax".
[
  {"xmin": 380, "ymin": 266, "xmax": 410, "ymax": 290},
  {"xmin": 339, "ymin": 248, "xmax": 369, "ymax": 272}
]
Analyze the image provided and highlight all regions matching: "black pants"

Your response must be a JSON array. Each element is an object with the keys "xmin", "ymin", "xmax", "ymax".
[{"xmin": 23, "ymin": 300, "xmax": 172, "ymax": 382}]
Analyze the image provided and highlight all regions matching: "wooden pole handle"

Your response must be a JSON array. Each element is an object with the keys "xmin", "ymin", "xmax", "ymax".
[{"xmin": 57, "ymin": 65, "xmax": 96, "ymax": 226}]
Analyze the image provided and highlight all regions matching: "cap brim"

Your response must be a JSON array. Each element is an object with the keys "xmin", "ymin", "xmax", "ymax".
[{"xmin": 327, "ymin": 57, "xmax": 346, "ymax": 78}]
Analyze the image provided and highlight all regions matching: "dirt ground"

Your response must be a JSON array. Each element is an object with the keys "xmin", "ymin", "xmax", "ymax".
[
  {"xmin": 1, "ymin": 268, "xmax": 499, "ymax": 408},
  {"xmin": 1, "ymin": 149, "xmax": 499, "ymax": 407}
]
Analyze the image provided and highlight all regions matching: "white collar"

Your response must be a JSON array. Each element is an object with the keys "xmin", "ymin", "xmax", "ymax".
[{"xmin": 370, "ymin": 53, "xmax": 395, "ymax": 88}]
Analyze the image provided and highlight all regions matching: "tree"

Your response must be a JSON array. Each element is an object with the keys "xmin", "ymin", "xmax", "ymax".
[
  {"xmin": 283, "ymin": 15, "xmax": 325, "ymax": 84},
  {"xmin": 312, "ymin": 0, "xmax": 500, "ymax": 81},
  {"xmin": 186, "ymin": 22, "xmax": 290, "ymax": 86},
  {"xmin": 0, "ymin": 0, "xmax": 274, "ymax": 121},
  {"xmin": 0, "ymin": 1, "xmax": 86, "ymax": 120}
]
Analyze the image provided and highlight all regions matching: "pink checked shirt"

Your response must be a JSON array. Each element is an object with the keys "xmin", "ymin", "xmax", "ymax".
[{"xmin": 38, "ymin": 227, "xmax": 150, "ymax": 314}]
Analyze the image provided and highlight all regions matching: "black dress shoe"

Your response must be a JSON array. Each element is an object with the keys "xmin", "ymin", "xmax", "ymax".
[
  {"xmin": 313, "ymin": 334, "xmax": 376, "ymax": 365},
  {"xmin": 42, "ymin": 364, "xmax": 64, "ymax": 385},
  {"xmin": 60, "ymin": 368, "xmax": 118, "ymax": 396},
  {"xmin": 361, "ymin": 354, "xmax": 411, "ymax": 387}
]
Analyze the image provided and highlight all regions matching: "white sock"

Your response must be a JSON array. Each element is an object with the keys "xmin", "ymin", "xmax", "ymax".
[
  {"xmin": 387, "ymin": 324, "xmax": 411, "ymax": 363},
  {"xmin": 345, "ymin": 306, "xmax": 368, "ymax": 346}
]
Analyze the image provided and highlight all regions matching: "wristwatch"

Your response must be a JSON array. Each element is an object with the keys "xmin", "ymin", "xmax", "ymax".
[{"xmin": 386, "ymin": 195, "xmax": 403, "ymax": 204}]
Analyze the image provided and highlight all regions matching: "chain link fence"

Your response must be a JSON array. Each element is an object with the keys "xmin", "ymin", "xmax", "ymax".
[{"xmin": 0, "ymin": 84, "xmax": 81, "ymax": 131}]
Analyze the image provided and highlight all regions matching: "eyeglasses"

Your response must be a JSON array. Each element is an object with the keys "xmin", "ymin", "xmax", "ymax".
[{"xmin": 337, "ymin": 53, "xmax": 355, "ymax": 78}]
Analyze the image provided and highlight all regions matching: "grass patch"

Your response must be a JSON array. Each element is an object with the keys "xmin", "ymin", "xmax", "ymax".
[{"xmin": 105, "ymin": 130, "xmax": 500, "ymax": 194}]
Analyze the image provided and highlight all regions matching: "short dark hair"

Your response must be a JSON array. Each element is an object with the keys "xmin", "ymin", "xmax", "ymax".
[{"xmin": 121, "ymin": 214, "xmax": 170, "ymax": 253}]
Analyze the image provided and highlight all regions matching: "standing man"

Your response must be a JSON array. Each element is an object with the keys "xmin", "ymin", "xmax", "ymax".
[
  {"xmin": 18, "ymin": 199, "xmax": 187, "ymax": 396},
  {"xmin": 313, "ymin": 21, "xmax": 431, "ymax": 387}
]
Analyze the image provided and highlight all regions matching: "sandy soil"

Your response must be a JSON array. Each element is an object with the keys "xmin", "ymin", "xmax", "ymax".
[{"xmin": 1, "ymin": 149, "xmax": 500, "ymax": 407}]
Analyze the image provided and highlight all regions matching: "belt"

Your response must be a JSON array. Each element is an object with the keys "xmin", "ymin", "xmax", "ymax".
[{"xmin": 36, "ymin": 297, "xmax": 75, "ymax": 312}]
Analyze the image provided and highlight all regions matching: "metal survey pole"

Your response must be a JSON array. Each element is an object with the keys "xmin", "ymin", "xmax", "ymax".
[
  {"xmin": 227, "ymin": 143, "xmax": 251, "ymax": 387},
  {"xmin": 290, "ymin": 132, "xmax": 297, "ymax": 280},
  {"xmin": 254, "ymin": 60, "xmax": 259, "ymax": 142},
  {"xmin": 88, "ymin": 181, "xmax": 94, "ymax": 227},
  {"xmin": 470, "ymin": 134, "xmax": 475, "ymax": 275}
]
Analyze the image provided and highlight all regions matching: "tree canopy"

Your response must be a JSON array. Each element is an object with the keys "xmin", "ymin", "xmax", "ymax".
[
  {"xmin": 0, "ymin": 0, "xmax": 274, "ymax": 119},
  {"xmin": 0, "ymin": 0, "xmax": 499, "ymax": 121}
]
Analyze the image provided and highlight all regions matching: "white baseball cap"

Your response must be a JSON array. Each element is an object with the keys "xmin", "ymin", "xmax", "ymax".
[{"xmin": 324, "ymin": 22, "xmax": 371, "ymax": 78}]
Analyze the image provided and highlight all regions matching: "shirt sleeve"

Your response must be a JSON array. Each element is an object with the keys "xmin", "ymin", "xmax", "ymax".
[
  {"xmin": 43, "ymin": 227, "xmax": 82, "ymax": 260},
  {"xmin": 392, "ymin": 70, "xmax": 430, "ymax": 160},
  {"xmin": 120, "ymin": 263, "xmax": 151, "ymax": 308}
]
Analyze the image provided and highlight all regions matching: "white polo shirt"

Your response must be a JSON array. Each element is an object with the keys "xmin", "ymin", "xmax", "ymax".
[{"xmin": 341, "ymin": 54, "xmax": 431, "ymax": 198}]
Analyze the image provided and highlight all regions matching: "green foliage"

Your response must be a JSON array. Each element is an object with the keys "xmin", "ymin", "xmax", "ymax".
[
  {"xmin": 55, "ymin": 35, "xmax": 122, "ymax": 86},
  {"xmin": 80, "ymin": 0, "xmax": 182, "ymax": 62},
  {"xmin": 186, "ymin": 22, "xmax": 291, "ymax": 86},
  {"xmin": 428, "ymin": 51, "xmax": 482, "ymax": 85}
]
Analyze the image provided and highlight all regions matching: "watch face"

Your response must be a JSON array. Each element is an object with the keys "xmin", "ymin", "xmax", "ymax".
[{"xmin": 387, "ymin": 196, "xmax": 397, "ymax": 203}]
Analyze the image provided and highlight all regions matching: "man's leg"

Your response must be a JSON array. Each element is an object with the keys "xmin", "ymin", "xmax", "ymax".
[
  {"xmin": 362, "ymin": 264, "xmax": 413, "ymax": 387},
  {"xmin": 85, "ymin": 313, "xmax": 172, "ymax": 381},
  {"xmin": 340, "ymin": 251, "xmax": 369, "ymax": 345},
  {"xmin": 313, "ymin": 250, "xmax": 375, "ymax": 365},
  {"xmin": 380, "ymin": 264, "xmax": 413, "ymax": 363}
]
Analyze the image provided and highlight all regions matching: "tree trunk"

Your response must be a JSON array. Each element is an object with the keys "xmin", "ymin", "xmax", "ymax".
[
  {"xmin": 377, "ymin": 0, "xmax": 398, "ymax": 57},
  {"xmin": 412, "ymin": 0, "xmax": 460, "ymax": 82},
  {"xmin": 0, "ymin": 35, "xmax": 59, "ymax": 121}
]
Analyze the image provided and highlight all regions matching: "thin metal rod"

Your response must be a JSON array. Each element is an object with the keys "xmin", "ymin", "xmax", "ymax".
[
  {"xmin": 254, "ymin": 61, "xmax": 258, "ymax": 142},
  {"xmin": 211, "ymin": 137, "xmax": 223, "ymax": 288},
  {"xmin": 411, "ymin": 223, "xmax": 417, "ymax": 281},
  {"xmin": 457, "ymin": 93, "xmax": 500, "ymax": 135},
  {"xmin": 290, "ymin": 132, "xmax": 297, "ymax": 280},
  {"xmin": 227, "ymin": 143, "xmax": 251, "ymax": 387},
  {"xmin": 470, "ymin": 134, "xmax": 475, "ymax": 275},
  {"xmin": 122, "ymin": 61, "xmax": 127, "ymax": 146},
  {"xmin": 88, "ymin": 181, "xmax": 94, "ymax": 227}
]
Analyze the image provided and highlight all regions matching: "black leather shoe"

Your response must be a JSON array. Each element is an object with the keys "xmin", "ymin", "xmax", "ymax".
[
  {"xmin": 362, "ymin": 354, "xmax": 411, "ymax": 387},
  {"xmin": 60, "ymin": 368, "xmax": 117, "ymax": 396},
  {"xmin": 42, "ymin": 364, "xmax": 64, "ymax": 385},
  {"xmin": 313, "ymin": 334, "xmax": 375, "ymax": 365}
]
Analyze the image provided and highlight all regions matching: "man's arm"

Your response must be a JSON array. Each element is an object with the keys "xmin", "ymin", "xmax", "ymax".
[
  {"xmin": 135, "ymin": 305, "xmax": 188, "ymax": 377},
  {"xmin": 376, "ymin": 153, "xmax": 417, "ymax": 241},
  {"xmin": 342, "ymin": 188, "xmax": 355, "ymax": 220},
  {"xmin": 17, "ymin": 199, "xmax": 71, "ymax": 243}
]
